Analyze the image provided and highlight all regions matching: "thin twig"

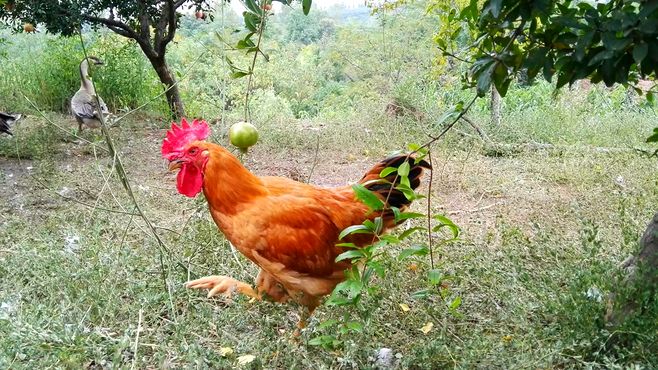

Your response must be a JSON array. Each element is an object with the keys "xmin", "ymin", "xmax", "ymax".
[
  {"xmin": 412, "ymin": 95, "xmax": 479, "ymax": 155},
  {"xmin": 460, "ymin": 115, "xmax": 493, "ymax": 144},
  {"xmin": 119, "ymin": 207, "xmax": 137, "ymax": 249},
  {"xmin": 244, "ymin": 2, "xmax": 267, "ymax": 121},
  {"xmin": 426, "ymin": 149, "xmax": 435, "ymax": 268},
  {"xmin": 31, "ymin": 176, "xmax": 140, "ymax": 216},
  {"xmin": 306, "ymin": 133, "xmax": 321, "ymax": 183},
  {"xmin": 447, "ymin": 202, "xmax": 503, "ymax": 215},
  {"xmin": 77, "ymin": 32, "xmax": 183, "ymax": 320},
  {"xmin": 131, "ymin": 308, "xmax": 143, "ymax": 370}
]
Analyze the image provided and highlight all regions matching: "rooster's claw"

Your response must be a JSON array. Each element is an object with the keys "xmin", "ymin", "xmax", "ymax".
[{"xmin": 185, "ymin": 275, "xmax": 260, "ymax": 300}]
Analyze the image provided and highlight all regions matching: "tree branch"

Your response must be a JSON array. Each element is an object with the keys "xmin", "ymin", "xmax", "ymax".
[
  {"xmin": 107, "ymin": 25, "xmax": 132, "ymax": 38},
  {"xmin": 156, "ymin": 0, "xmax": 179, "ymax": 55},
  {"xmin": 80, "ymin": 14, "xmax": 140, "ymax": 40},
  {"xmin": 162, "ymin": 0, "xmax": 178, "ymax": 47},
  {"xmin": 136, "ymin": 0, "xmax": 151, "ymax": 43}
]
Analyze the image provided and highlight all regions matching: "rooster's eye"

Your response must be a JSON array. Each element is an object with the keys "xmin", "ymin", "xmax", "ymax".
[{"xmin": 189, "ymin": 148, "xmax": 198, "ymax": 155}]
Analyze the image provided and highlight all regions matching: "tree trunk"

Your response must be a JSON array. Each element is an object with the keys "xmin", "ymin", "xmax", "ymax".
[
  {"xmin": 148, "ymin": 55, "xmax": 186, "ymax": 119},
  {"xmin": 490, "ymin": 85, "xmax": 501, "ymax": 126},
  {"xmin": 605, "ymin": 211, "xmax": 658, "ymax": 327}
]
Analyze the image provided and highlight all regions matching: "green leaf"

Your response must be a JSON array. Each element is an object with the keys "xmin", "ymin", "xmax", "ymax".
[
  {"xmin": 335, "ymin": 249, "xmax": 366, "ymax": 262},
  {"xmin": 601, "ymin": 31, "xmax": 630, "ymax": 51},
  {"xmin": 482, "ymin": 0, "xmax": 503, "ymax": 18},
  {"xmin": 243, "ymin": 12, "xmax": 260, "ymax": 32},
  {"xmin": 395, "ymin": 212, "xmax": 425, "ymax": 223},
  {"xmin": 345, "ymin": 321, "xmax": 364, "ymax": 332},
  {"xmin": 395, "ymin": 183, "xmax": 417, "ymax": 201},
  {"xmin": 437, "ymin": 103, "xmax": 464, "ymax": 126},
  {"xmin": 428, "ymin": 269, "xmax": 442, "ymax": 286},
  {"xmin": 338, "ymin": 224, "xmax": 373, "ymax": 240},
  {"xmin": 433, "ymin": 214, "xmax": 460, "ymax": 238},
  {"xmin": 379, "ymin": 167, "xmax": 397, "ymax": 177},
  {"xmin": 476, "ymin": 62, "xmax": 496, "ymax": 97},
  {"xmin": 244, "ymin": 0, "xmax": 263, "ymax": 15},
  {"xmin": 398, "ymin": 244, "xmax": 429, "ymax": 260},
  {"xmin": 302, "ymin": 0, "xmax": 312, "ymax": 15},
  {"xmin": 379, "ymin": 234, "xmax": 400, "ymax": 244},
  {"xmin": 397, "ymin": 161, "xmax": 410, "ymax": 177},
  {"xmin": 352, "ymin": 184, "xmax": 384, "ymax": 211},
  {"xmin": 448, "ymin": 296, "xmax": 462, "ymax": 310},
  {"xmin": 367, "ymin": 260, "xmax": 386, "ymax": 278},
  {"xmin": 335, "ymin": 242, "xmax": 358, "ymax": 249},
  {"xmin": 308, "ymin": 335, "xmax": 339, "ymax": 347},
  {"xmin": 337, "ymin": 279, "xmax": 363, "ymax": 298},
  {"xmin": 317, "ymin": 319, "xmax": 338, "ymax": 329},
  {"xmin": 412, "ymin": 289, "xmax": 430, "ymax": 299},
  {"xmin": 399, "ymin": 227, "xmax": 426, "ymax": 240},
  {"xmin": 407, "ymin": 143, "xmax": 421, "ymax": 151},
  {"xmin": 373, "ymin": 217, "xmax": 383, "ymax": 234},
  {"xmin": 230, "ymin": 71, "xmax": 250, "ymax": 79},
  {"xmin": 633, "ymin": 43, "xmax": 648, "ymax": 64},
  {"xmin": 647, "ymin": 127, "xmax": 658, "ymax": 143}
]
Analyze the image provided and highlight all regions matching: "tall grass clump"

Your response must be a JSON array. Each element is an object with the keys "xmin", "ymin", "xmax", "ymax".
[{"xmin": 0, "ymin": 31, "xmax": 167, "ymax": 115}]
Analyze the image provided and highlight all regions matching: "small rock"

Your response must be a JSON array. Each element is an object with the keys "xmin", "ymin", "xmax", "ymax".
[
  {"xmin": 64, "ymin": 234, "xmax": 80, "ymax": 254},
  {"xmin": 614, "ymin": 175, "xmax": 626, "ymax": 189},
  {"xmin": 585, "ymin": 286, "xmax": 603, "ymax": 302},
  {"xmin": 375, "ymin": 348, "xmax": 394, "ymax": 369}
]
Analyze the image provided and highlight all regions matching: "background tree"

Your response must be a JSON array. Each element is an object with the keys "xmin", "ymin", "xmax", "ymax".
[
  {"xmin": 432, "ymin": 0, "xmax": 657, "ymax": 330},
  {"xmin": 0, "ymin": 0, "xmax": 216, "ymax": 118}
]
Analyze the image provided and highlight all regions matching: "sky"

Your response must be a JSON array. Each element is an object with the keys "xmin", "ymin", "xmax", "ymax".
[{"xmin": 228, "ymin": 0, "xmax": 371, "ymax": 14}]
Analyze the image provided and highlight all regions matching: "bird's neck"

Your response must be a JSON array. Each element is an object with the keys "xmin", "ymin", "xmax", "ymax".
[
  {"xmin": 201, "ymin": 144, "xmax": 267, "ymax": 215},
  {"xmin": 79, "ymin": 60, "xmax": 95, "ymax": 93}
]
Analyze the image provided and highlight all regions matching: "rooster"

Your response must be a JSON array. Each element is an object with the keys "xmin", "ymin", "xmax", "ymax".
[{"xmin": 162, "ymin": 119, "xmax": 429, "ymax": 330}]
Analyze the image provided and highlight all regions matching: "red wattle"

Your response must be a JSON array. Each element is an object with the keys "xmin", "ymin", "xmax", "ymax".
[{"xmin": 177, "ymin": 164, "xmax": 203, "ymax": 197}]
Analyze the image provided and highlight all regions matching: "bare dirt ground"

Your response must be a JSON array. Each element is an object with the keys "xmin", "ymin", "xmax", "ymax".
[{"xmin": 1, "ymin": 118, "xmax": 638, "ymax": 252}]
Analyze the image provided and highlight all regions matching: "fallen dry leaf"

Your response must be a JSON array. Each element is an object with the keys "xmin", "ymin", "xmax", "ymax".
[
  {"xmin": 219, "ymin": 347, "xmax": 234, "ymax": 357},
  {"xmin": 420, "ymin": 322, "xmax": 433, "ymax": 334},
  {"xmin": 399, "ymin": 303, "xmax": 410, "ymax": 312},
  {"xmin": 237, "ymin": 354, "xmax": 256, "ymax": 365}
]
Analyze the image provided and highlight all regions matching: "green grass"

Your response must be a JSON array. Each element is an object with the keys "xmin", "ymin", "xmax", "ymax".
[{"xmin": 1, "ymin": 102, "xmax": 657, "ymax": 368}]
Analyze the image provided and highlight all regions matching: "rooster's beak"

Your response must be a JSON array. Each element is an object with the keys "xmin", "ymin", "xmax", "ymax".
[{"xmin": 168, "ymin": 160, "xmax": 183, "ymax": 171}]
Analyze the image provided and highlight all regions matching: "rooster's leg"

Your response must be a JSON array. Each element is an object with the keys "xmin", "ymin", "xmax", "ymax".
[
  {"xmin": 185, "ymin": 275, "xmax": 260, "ymax": 300},
  {"xmin": 293, "ymin": 302, "xmax": 319, "ymax": 337}
]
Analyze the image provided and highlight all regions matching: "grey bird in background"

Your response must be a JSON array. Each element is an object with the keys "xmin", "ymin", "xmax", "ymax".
[{"xmin": 71, "ymin": 56, "xmax": 109, "ymax": 134}]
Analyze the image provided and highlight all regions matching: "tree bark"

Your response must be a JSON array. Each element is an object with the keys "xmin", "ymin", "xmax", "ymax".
[
  {"xmin": 490, "ymin": 85, "xmax": 501, "ymax": 126},
  {"xmin": 605, "ymin": 211, "xmax": 658, "ymax": 327},
  {"xmin": 147, "ymin": 54, "xmax": 186, "ymax": 118},
  {"xmin": 80, "ymin": 0, "xmax": 186, "ymax": 119}
]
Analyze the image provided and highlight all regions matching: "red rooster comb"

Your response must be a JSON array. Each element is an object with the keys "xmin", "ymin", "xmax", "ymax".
[{"xmin": 161, "ymin": 118, "xmax": 210, "ymax": 160}]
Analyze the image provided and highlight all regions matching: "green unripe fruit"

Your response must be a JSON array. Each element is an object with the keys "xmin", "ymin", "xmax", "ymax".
[{"xmin": 229, "ymin": 121, "xmax": 259, "ymax": 152}]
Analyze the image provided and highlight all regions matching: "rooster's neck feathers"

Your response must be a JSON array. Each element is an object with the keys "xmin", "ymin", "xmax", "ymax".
[{"xmin": 201, "ymin": 144, "xmax": 267, "ymax": 215}]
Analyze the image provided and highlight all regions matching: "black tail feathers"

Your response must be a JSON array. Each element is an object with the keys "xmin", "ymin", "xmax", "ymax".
[{"xmin": 359, "ymin": 154, "xmax": 431, "ymax": 209}]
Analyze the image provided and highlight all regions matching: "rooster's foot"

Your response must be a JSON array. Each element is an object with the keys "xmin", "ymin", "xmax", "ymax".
[{"xmin": 185, "ymin": 275, "xmax": 260, "ymax": 300}]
